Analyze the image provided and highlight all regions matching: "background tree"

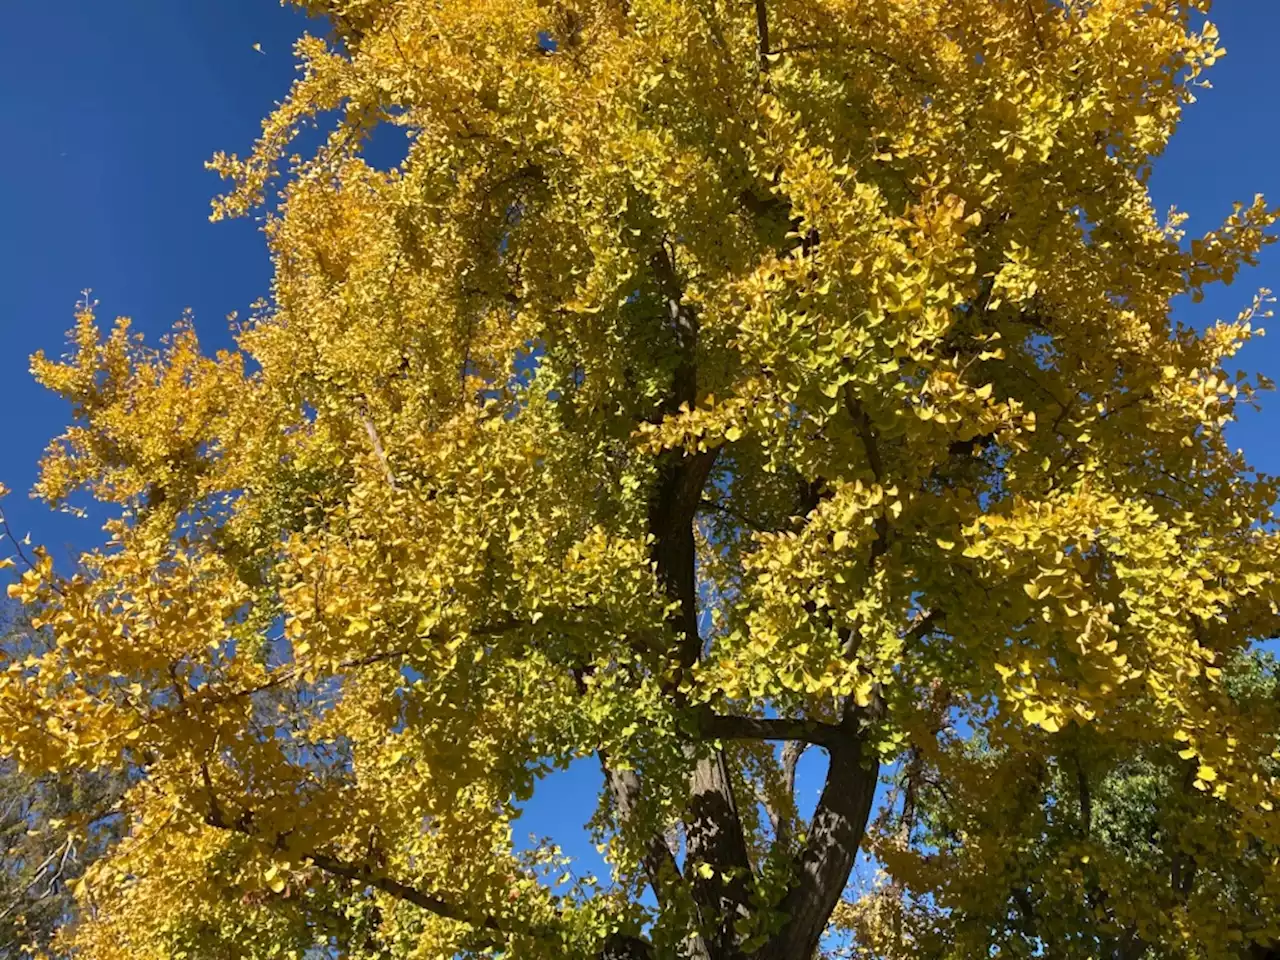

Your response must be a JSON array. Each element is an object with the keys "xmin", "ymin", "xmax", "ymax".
[
  {"xmin": 0, "ymin": 603, "xmax": 126, "ymax": 958},
  {"xmin": 834, "ymin": 648, "xmax": 1280, "ymax": 958},
  {"xmin": 2, "ymin": 0, "xmax": 1279, "ymax": 958}
]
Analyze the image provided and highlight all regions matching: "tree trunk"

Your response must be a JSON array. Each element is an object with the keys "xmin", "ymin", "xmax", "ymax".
[{"xmin": 757, "ymin": 734, "xmax": 880, "ymax": 960}]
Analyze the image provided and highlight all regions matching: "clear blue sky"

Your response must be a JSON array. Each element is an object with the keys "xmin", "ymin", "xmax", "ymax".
[{"xmin": 2, "ymin": 0, "xmax": 1279, "ymax": 892}]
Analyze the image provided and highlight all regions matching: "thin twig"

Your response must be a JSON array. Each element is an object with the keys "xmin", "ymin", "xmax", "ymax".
[
  {"xmin": 0, "ymin": 507, "xmax": 35, "ymax": 572},
  {"xmin": 360, "ymin": 412, "xmax": 399, "ymax": 491}
]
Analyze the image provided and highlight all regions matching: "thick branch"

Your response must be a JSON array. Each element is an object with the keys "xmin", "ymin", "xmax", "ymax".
[
  {"xmin": 1024, "ymin": 0, "xmax": 1046, "ymax": 50},
  {"xmin": 650, "ymin": 445, "xmax": 720, "ymax": 672},
  {"xmin": 758, "ymin": 718, "xmax": 881, "ymax": 960},
  {"xmin": 196, "ymin": 620, "xmax": 523, "ymax": 712},
  {"xmin": 843, "ymin": 387, "xmax": 884, "ymax": 483},
  {"xmin": 768, "ymin": 42, "xmax": 925, "ymax": 84},
  {"xmin": 199, "ymin": 647, "xmax": 410, "ymax": 708},
  {"xmin": 834, "ymin": 388, "xmax": 892, "ymax": 662},
  {"xmin": 320, "ymin": 843, "xmax": 661, "ymax": 960},
  {"xmin": 698, "ymin": 712, "xmax": 844, "ymax": 747}
]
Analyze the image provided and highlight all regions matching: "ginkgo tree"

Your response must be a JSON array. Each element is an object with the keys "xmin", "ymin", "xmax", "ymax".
[{"xmin": 2, "ymin": 0, "xmax": 1279, "ymax": 957}]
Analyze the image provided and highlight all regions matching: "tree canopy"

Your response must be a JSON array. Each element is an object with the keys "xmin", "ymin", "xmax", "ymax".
[{"xmin": 2, "ymin": 0, "xmax": 1279, "ymax": 957}]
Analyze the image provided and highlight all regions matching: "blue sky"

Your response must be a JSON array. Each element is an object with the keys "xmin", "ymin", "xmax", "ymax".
[{"xmin": 2, "ymin": 0, "xmax": 1279, "ymax": 899}]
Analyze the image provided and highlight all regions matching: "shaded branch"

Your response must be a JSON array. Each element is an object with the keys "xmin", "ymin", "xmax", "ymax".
[
  {"xmin": 192, "ymin": 647, "xmax": 411, "ymax": 711},
  {"xmin": 1024, "ymin": 0, "xmax": 1046, "ymax": 50},
  {"xmin": 902, "ymin": 609, "xmax": 943, "ymax": 647},
  {"xmin": 600, "ymin": 758, "xmax": 683, "ymax": 904},
  {"xmin": 843, "ymin": 385, "xmax": 884, "ymax": 483},
  {"xmin": 648, "ymin": 245, "xmax": 721, "ymax": 679},
  {"xmin": 698, "ymin": 497, "xmax": 769, "ymax": 534},
  {"xmin": 601, "ymin": 933, "xmax": 657, "ymax": 960},
  {"xmin": 842, "ymin": 384, "xmax": 888, "ymax": 564},
  {"xmin": 0, "ymin": 836, "xmax": 76, "ymax": 923},
  {"xmin": 754, "ymin": 0, "xmax": 770, "ymax": 71},
  {"xmin": 1169, "ymin": 762, "xmax": 1199, "ymax": 901},
  {"xmin": 1075, "ymin": 755, "xmax": 1092, "ymax": 838},
  {"xmin": 192, "ymin": 619, "xmax": 524, "ymax": 713}
]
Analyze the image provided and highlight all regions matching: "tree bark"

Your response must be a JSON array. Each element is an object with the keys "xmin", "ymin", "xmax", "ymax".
[
  {"xmin": 646, "ymin": 242, "xmax": 753, "ymax": 957},
  {"xmin": 757, "ymin": 727, "xmax": 880, "ymax": 960},
  {"xmin": 599, "ymin": 756, "xmax": 682, "ymax": 907},
  {"xmin": 684, "ymin": 750, "xmax": 753, "ymax": 957}
]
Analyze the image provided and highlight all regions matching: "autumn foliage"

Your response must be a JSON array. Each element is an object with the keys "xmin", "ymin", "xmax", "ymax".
[{"xmin": 3, "ymin": 0, "xmax": 1279, "ymax": 957}]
